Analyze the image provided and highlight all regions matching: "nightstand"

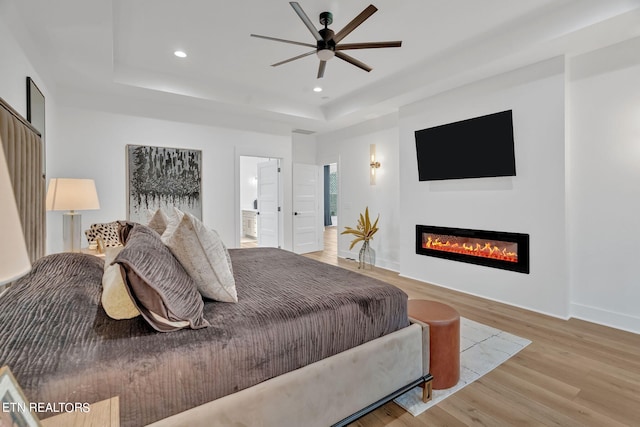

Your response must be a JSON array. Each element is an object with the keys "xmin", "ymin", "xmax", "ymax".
[
  {"xmin": 41, "ymin": 396, "xmax": 119, "ymax": 427},
  {"xmin": 81, "ymin": 247, "xmax": 106, "ymax": 258}
]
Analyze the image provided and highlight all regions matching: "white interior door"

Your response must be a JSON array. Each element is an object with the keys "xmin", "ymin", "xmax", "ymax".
[
  {"xmin": 293, "ymin": 163, "xmax": 321, "ymax": 254},
  {"xmin": 257, "ymin": 159, "xmax": 280, "ymax": 248}
]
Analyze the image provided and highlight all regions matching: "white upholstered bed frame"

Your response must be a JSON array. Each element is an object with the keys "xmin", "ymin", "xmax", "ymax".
[{"xmin": 151, "ymin": 320, "xmax": 431, "ymax": 427}]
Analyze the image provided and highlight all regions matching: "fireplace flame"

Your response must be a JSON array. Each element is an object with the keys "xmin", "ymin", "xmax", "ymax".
[{"xmin": 424, "ymin": 236, "xmax": 518, "ymax": 263}]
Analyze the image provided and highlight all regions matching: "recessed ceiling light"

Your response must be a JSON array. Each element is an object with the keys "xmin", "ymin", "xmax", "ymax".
[
  {"xmin": 313, "ymin": 86, "xmax": 323, "ymax": 93},
  {"xmin": 174, "ymin": 50, "xmax": 187, "ymax": 58}
]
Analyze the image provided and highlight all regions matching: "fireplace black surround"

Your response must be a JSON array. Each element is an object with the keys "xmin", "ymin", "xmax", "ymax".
[{"xmin": 416, "ymin": 225, "xmax": 530, "ymax": 274}]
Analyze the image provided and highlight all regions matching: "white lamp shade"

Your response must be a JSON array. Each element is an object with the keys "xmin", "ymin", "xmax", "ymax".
[
  {"xmin": 0, "ymin": 144, "xmax": 31, "ymax": 285},
  {"xmin": 46, "ymin": 178, "xmax": 100, "ymax": 211}
]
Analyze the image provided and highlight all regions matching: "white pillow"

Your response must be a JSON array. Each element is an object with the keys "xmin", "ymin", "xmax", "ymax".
[
  {"xmin": 162, "ymin": 208, "xmax": 237, "ymax": 303},
  {"xmin": 147, "ymin": 206, "xmax": 182, "ymax": 236},
  {"xmin": 146, "ymin": 208, "xmax": 171, "ymax": 235},
  {"xmin": 101, "ymin": 246, "xmax": 140, "ymax": 319},
  {"xmin": 143, "ymin": 209, "xmax": 156, "ymax": 223}
]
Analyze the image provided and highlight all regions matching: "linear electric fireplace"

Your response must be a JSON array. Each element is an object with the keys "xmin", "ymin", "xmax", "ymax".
[{"xmin": 416, "ymin": 225, "xmax": 529, "ymax": 274}]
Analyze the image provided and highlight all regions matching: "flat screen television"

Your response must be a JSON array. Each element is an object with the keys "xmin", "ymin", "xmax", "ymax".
[{"xmin": 415, "ymin": 110, "xmax": 516, "ymax": 181}]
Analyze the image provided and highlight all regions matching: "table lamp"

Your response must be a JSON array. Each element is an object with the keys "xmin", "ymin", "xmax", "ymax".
[
  {"xmin": 46, "ymin": 178, "xmax": 100, "ymax": 252},
  {"xmin": 0, "ymin": 144, "xmax": 31, "ymax": 286}
]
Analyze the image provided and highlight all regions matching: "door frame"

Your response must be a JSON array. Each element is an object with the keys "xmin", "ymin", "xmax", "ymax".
[{"xmin": 236, "ymin": 155, "xmax": 284, "ymax": 249}]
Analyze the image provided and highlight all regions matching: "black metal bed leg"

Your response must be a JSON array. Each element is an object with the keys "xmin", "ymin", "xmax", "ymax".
[{"xmin": 331, "ymin": 374, "xmax": 434, "ymax": 427}]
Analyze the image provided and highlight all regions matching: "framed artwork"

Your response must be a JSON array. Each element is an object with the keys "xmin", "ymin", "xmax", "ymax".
[
  {"xmin": 127, "ymin": 144, "xmax": 202, "ymax": 223},
  {"xmin": 26, "ymin": 77, "xmax": 45, "ymax": 177},
  {"xmin": 0, "ymin": 366, "xmax": 41, "ymax": 427}
]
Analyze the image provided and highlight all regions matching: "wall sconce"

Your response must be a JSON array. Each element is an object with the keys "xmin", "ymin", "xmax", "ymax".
[{"xmin": 370, "ymin": 144, "xmax": 381, "ymax": 185}]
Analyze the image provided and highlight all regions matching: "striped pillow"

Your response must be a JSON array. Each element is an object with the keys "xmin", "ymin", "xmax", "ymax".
[{"xmin": 113, "ymin": 223, "xmax": 209, "ymax": 332}]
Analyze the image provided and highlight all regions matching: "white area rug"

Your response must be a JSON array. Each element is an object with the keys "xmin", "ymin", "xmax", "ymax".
[{"xmin": 394, "ymin": 317, "xmax": 531, "ymax": 416}]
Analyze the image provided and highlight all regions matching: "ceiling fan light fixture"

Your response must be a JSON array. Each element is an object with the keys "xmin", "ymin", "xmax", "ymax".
[
  {"xmin": 174, "ymin": 50, "xmax": 187, "ymax": 58},
  {"xmin": 313, "ymin": 86, "xmax": 323, "ymax": 92},
  {"xmin": 317, "ymin": 49, "xmax": 335, "ymax": 61},
  {"xmin": 251, "ymin": 3, "xmax": 401, "ymax": 78}
]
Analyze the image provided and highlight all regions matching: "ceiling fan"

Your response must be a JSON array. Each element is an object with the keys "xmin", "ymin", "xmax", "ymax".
[{"xmin": 251, "ymin": 2, "xmax": 402, "ymax": 79}]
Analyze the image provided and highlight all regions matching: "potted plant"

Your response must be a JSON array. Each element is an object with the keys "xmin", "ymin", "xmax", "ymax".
[{"xmin": 341, "ymin": 207, "xmax": 379, "ymax": 269}]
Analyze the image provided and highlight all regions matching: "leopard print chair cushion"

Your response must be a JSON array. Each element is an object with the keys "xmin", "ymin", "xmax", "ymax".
[{"xmin": 84, "ymin": 222, "xmax": 123, "ymax": 247}]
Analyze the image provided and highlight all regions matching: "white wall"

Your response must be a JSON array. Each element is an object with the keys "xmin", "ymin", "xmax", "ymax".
[
  {"xmin": 292, "ymin": 132, "xmax": 317, "ymax": 164},
  {"xmin": 0, "ymin": 13, "xmax": 60, "ymax": 259},
  {"xmin": 0, "ymin": 11, "xmax": 51, "ymax": 117},
  {"xmin": 0, "ymin": 12, "xmax": 56, "ymax": 181},
  {"xmin": 47, "ymin": 106, "xmax": 292, "ymax": 254},
  {"xmin": 567, "ymin": 37, "xmax": 640, "ymax": 333},
  {"xmin": 317, "ymin": 114, "xmax": 401, "ymax": 271},
  {"xmin": 399, "ymin": 57, "xmax": 569, "ymax": 318}
]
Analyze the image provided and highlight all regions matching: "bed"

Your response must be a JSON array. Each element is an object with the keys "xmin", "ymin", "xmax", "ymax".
[
  {"xmin": 0, "ymin": 96, "xmax": 430, "ymax": 426},
  {"xmin": 0, "ymin": 247, "xmax": 430, "ymax": 426}
]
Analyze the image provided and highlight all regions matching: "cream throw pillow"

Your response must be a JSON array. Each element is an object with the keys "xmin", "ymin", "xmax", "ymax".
[
  {"xmin": 102, "ymin": 246, "xmax": 140, "ymax": 319},
  {"xmin": 162, "ymin": 209, "xmax": 238, "ymax": 303},
  {"xmin": 147, "ymin": 208, "xmax": 170, "ymax": 235}
]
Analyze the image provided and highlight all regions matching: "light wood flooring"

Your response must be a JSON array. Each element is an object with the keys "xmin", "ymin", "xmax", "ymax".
[
  {"xmin": 240, "ymin": 237, "xmax": 257, "ymax": 248},
  {"xmin": 305, "ymin": 227, "xmax": 640, "ymax": 426}
]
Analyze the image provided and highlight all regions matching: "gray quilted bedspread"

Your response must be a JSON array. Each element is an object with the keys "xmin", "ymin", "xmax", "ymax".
[{"xmin": 0, "ymin": 248, "xmax": 408, "ymax": 426}]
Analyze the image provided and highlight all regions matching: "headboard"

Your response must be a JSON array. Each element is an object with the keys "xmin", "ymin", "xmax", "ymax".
[{"xmin": 0, "ymin": 96, "xmax": 45, "ymax": 265}]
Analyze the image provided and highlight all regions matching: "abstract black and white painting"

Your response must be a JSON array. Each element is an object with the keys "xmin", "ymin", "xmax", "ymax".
[{"xmin": 127, "ymin": 144, "xmax": 202, "ymax": 222}]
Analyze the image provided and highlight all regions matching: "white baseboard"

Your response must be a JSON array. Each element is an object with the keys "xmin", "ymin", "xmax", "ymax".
[
  {"xmin": 398, "ymin": 272, "xmax": 570, "ymax": 321},
  {"xmin": 570, "ymin": 303, "xmax": 640, "ymax": 335},
  {"xmin": 332, "ymin": 249, "xmax": 640, "ymax": 336},
  {"xmin": 397, "ymin": 274, "xmax": 640, "ymax": 335}
]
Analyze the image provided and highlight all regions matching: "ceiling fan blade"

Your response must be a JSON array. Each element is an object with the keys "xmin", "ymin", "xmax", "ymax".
[
  {"xmin": 250, "ymin": 34, "xmax": 316, "ymax": 48},
  {"xmin": 333, "ymin": 4, "xmax": 378, "ymax": 44},
  {"xmin": 290, "ymin": 2, "xmax": 323, "ymax": 42},
  {"xmin": 336, "ymin": 41, "xmax": 402, "ymax": 50},
  {"xmin": 335, "ymin": 51, "xmax": 372, "ymax": 72},
  {"xmin": 317, "ymin": 61, "xmax": 327, "ymax": 79},
  {"xmin": 271, "ymin": 50, "xmax": 316, "ymax": 67}
]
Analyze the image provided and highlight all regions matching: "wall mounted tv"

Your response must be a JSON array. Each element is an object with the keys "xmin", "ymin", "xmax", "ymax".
[{"xmin": 415, "ymin": 110, "xmax": 516, "ymax": 181}]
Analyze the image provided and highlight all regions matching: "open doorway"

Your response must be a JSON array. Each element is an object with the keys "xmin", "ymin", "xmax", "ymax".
[
  {"xmin": 239, "ymin": 156, "xmax": 282, "ymax": 248},
  {"xmin": 323, "ymin": 163, "xmax": 338, "ymax": 255}
]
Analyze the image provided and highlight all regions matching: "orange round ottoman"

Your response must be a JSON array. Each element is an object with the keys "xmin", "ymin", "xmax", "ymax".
[{"xmin": 408, "ymin": 299, "xmax": 460, "ymax": 390}]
